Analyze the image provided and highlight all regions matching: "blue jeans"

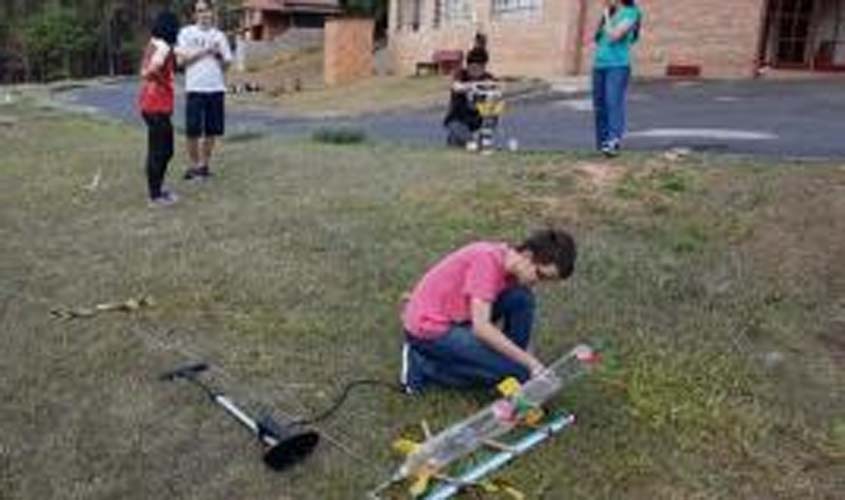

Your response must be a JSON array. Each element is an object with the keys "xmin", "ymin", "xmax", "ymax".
[
  {"xmin": 592, "ymin": 66, "xmax": 631, "ymax": 149},
  {"xmin": 403, "ymin": 287, "xmax": 535, "ymax": 391}
]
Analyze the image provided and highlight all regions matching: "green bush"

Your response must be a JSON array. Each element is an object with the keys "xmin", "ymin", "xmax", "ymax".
[{"xmin": 311, "ymin": 127, "xmax": 367, "ymax": 145}]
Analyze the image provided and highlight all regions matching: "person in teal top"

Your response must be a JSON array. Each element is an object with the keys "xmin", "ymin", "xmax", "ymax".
[{"xmin": 592, "ymin": 0, "xmax": 642, "ymax": 157}]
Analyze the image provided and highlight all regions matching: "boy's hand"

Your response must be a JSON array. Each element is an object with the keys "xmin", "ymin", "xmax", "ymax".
[
  {"xmin": 603, "ymin": 8, "xmax": 613, "ymax": 31},
  {"xmin": 528, "ymin": 359, "xmax": 547, "ymax": 378},
  {"xmin": 452, "ymin": 81, "xmax": 470, "ymax": 93},
  {"xmin": 188, "ymin": 47, "xmax": 213, "ymax": 62}
]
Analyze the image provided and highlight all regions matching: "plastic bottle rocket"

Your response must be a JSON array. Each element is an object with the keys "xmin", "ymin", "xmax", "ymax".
[{"xmin": 395, "ymin": 344, "xmax": 600, "ymax": 481}]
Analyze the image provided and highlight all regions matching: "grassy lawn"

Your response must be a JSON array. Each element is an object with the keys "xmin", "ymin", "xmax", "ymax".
[
  {"xmin": 1, "ymin": 96, "xmax": 843, "ymax": 500},
  {"xmin": 228, "ymin": 74, "xmax": 456, "ymax": 118},
  {"xmin": 271, "ymin": 75, "xmax": 452, "ymax": 116},
  {"xmin": 228, "ymin": 46, "xmax": 547, "ymax": 118},
  {"xmin": 230, "ymin": 70, "xmax": 547, "ymax": 118},
  {"xmin": 227, "ymin": 46, "xmax": 454, "ymax": 117}
]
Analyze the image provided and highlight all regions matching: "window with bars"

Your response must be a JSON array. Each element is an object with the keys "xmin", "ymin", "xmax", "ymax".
[
  {"xmin": 771, "ymin": 0, "xmax": 814, "ymax": 65},
  {"xmin": 491, "ymin": 0, "xmax": 542, "ymax": 20},
  {"xmin": 396, "ymin": 0, "xmax": 423, "ymax": 31},
  {"xmin": 438, "ymin": 0, "xmax": 474, "ymax": 26}
]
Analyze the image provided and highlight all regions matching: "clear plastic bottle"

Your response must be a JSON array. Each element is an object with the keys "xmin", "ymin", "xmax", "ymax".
[
  {"xmin": 398, "ymin": 399, "xmax": 517, "ymax": 478},
  {"xmin": 396, "ymin": 344, "xmax": 599, "ymax": 480},
  {"xmin": 517, "ymin": 344, "xmax": 597, "ymax": 406}
]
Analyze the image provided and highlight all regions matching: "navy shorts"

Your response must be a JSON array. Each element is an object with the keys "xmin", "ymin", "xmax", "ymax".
[{"xmin": 185, "ymin": 92, "xmax": 225, "ymax": 138}]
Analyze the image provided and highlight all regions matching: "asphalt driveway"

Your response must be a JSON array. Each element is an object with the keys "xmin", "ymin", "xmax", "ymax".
[{"xmin": 59, "ymin": 77, "xmax": 845, "ymax": 159}]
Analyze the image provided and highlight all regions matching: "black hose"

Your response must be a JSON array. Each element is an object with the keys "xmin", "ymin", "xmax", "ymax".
[{"xmin": 292, "ymin": 379, "xmax": 405, "ymax": 426}]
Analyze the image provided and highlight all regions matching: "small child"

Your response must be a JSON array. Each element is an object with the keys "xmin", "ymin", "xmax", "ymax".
[{"xmin": 443, "ymin": 48, "xmax": 495, "ymax": 148}]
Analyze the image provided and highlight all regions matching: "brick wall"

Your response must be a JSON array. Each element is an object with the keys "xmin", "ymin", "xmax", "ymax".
[
  {"xmin": 579, "ymin": 0, "xmax": 768, "ymax": 78},
  {"xmin": 388, "ymin": 0, "xmax": 583, "ymax": 79},
  {"xmin": 324, "ymin": 18, "xmax": 375, "ymax": 86},
  {"xmin": 389, "ymin": 0, "xmax": 770, "ymax": 80}
]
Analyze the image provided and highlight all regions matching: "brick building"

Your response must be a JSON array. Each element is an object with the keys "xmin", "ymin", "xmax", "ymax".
[
  {"xmin": 240, "ymin": 0, "xmax": 341, "ymax": 41},
  {"xmin": 388, "ymin": 0, "xmax": 845, "ymax": 79},
  {"xmin": 324, "ymin": 18, "xmax": 376, "ymax": 85}
]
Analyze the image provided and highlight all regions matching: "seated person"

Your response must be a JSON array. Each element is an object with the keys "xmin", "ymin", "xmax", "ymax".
[
  {"xmin": 400, "ymin": 228, "xmax": 577, "ymax": 394},
  {"xmin": 443, "ymin": 48, "xmax": 495, "ymax": 148}
]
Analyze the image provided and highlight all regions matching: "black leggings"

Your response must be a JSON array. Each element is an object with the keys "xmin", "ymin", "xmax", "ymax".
[{"xmin": 142, "ymin": 113, "xmax": 174, "ymax": 199}]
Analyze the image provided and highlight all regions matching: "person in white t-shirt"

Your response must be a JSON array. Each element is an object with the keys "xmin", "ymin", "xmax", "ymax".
[{"xmin": 175, "ymin": 0, "xmax": 232, "ymax": 180}]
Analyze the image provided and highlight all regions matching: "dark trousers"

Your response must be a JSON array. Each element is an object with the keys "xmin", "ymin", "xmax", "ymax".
[
  {"xmin": 406, "ymin": 286, "xmax": 535, "ymax": 390},
  {"xmin": 446, "ymin": 119, "xmax": 474, "ymax": 147},
  {"xmin": 142, "ymin": 113, "xmax": 173, "ymax": 199}
]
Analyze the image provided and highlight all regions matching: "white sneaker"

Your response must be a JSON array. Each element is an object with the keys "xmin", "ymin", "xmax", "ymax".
[
  {"xmin": 148, "ymin": 190, "xmax": 179, "ymax": 207},
  {"xmin": 400, "ymin": 343, "xmax": 411, "ymax": 389},
  {"xmin": 400, "ymin": 343, "xmax": 424, "ymax": 395}
]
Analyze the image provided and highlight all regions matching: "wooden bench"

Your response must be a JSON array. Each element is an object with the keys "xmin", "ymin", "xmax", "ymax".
[{"xmin": 416, "ymin": 49, "xmax": 463, "ymax": 76}]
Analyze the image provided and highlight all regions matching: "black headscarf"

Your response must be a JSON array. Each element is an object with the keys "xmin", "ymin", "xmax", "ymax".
[{"xmin": 151, "ymin": 11, "xmax": 180, "ymax": 46}]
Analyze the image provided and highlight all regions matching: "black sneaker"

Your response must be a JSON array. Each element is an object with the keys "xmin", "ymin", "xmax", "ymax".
[
  {"xmin": 197, "ymin": 166, "xmax": 213, "ymax": 178},
  {"xmin": 183, "ymin": 167, "xmax": 202, "ymax": 180}
]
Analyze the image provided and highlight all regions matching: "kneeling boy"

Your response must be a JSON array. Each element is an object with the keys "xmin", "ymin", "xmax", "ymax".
[{"xmin": 401, "ymin": 229, "xmax": 576, "ymax": 393}]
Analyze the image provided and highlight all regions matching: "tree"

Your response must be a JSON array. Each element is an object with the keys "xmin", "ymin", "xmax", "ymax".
[
  {"xmin": 342, "ymin": 0, "xmax": 388, "ymax": 18},
  {"xmin": 341, "ymin": 0, "xmax": 389, "ymax": 40},
  {"xmin": 22, "ymin": 5, "xmax": 98, "ymax": 81},
  {"xmin": 0, "ymin": 0, "xmax": 237, "ymax": 82}
]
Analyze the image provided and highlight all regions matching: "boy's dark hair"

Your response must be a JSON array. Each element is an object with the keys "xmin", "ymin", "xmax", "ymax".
[
  {"xmin": 474, "ymin": 32, "xmax": 487, "ymax": 49},
  {"xmin": 466, "ymin": 47, "xmax": 489, "ymax": 66},
  {"xmin": 517, "ymin": 229, "xmax": 577, "ymax": 279},
  {"xmin": 151, "ymin": 11, "xmax": 180, "ymax": 46}
]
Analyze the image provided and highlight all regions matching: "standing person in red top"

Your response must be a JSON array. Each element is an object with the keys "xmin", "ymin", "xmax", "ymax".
[
  {"xmin": 138, "ymin": 11, "xmax": 180, "ymax": 206},
  {"xmin": 400, "ymin": 229, "xmax": 577, "ymax": 394}
]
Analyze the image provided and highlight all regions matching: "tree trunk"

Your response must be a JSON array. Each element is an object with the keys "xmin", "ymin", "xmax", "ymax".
[{"xmin": 106, "ymin": 9, "xmax": 115, "ymax": 76}]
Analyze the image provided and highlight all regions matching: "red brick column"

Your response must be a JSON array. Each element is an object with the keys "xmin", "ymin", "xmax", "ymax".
[{"xmin": 324, "ymin": 17, "xmax": 375, "ymax": 86}]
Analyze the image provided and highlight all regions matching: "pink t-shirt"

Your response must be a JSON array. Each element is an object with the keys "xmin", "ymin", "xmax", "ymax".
[{"xmin": 403, "ymin": 242, "xmax": 510, "ymax": 340}]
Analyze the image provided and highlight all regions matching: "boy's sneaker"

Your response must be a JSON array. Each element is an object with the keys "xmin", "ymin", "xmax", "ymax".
[
  {"xmin": 185, "ymin": 166, "xmax": 213, "ymax": 180},
  {"xmin": 149, "ymin": 190, "xmax": 178, "ymax": 207},
  {"xmin": 185, "ymin": 166, "xmax": 212, "ymax": 181},
  {"xmin": 601, "ymin": 139, "xmax": 620, "ymax": 158},
  {"xmin": 183, "ymin": 167, "xmax": 202, "ymax": 180},
  {"xmin": 400, "ymin": 343, "xmax": 426, "ymax": 395}
]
